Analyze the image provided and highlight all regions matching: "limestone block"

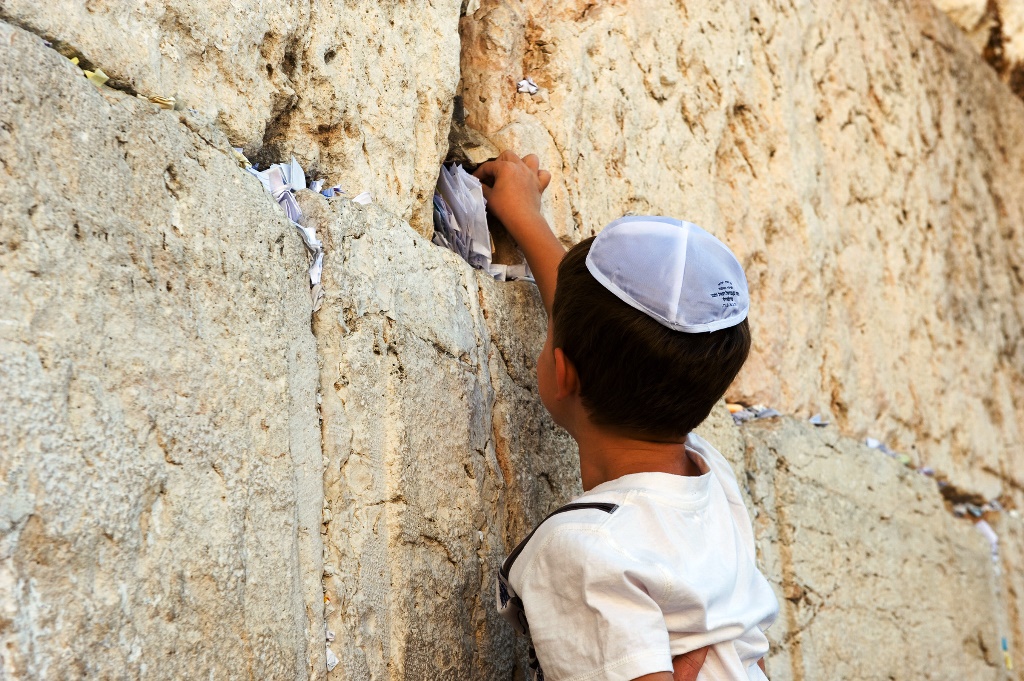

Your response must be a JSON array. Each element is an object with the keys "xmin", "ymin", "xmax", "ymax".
[
  {"xmin": 0, "ymin": 23, "xmax": 324, "ymax": 680},
  {"xmin": 934, "ymin": 0, "xmax": 994, "ymax": 36},
  {"xmin": 743, "ymin": 418, "xmax": 1005, "ymax": 680},
  {"xmin": 457, "ymin": 0, "xmax": 1024, "ymax": 497},
  {"xmin": 0, "ymin": 0, "xmax": 463, "ymax": 233}
]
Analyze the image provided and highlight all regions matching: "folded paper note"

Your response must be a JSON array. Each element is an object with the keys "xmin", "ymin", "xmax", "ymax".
[
  {"xmin": 309, "ymin": 179, "xmax": 345, "ymax": 198},
  {"xmin": 83, "ymin": 68, "xmax": 109, "ymax": 87},
  {"xmin": 517, "ymin": 77, "xmax": 539, "ymax": 95},
  {"xmin": 433, "ymin": 164, "xmax": 532, "ymax": 282},
  {"xmin": 148, "ymin": 95, "xmax": 176, "ymax": 110}
]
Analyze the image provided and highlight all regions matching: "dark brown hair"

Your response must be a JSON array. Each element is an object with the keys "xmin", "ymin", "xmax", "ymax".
[{"xmin": 551, "ymin": 237, "xmax": 751, "ymax": 440}]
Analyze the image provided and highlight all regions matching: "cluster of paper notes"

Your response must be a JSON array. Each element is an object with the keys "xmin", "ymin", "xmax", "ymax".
[
  {"xmin": 433, "ymin": 164, "xmax": 531, "ymax": 282},
  {"xmin": 66, "ymin": 53, "xmax": 181, "ymax": 109},
  {"xmin": 244, "ymin": 156, "xmax": 350, "ymax": 312},
  {"xmin": 726, "ymin": 403, "xmax": 781, "ymax": 424},
  {"xmin": 236, "ymin": 149, "xmax": 531, "ymax": 306}
]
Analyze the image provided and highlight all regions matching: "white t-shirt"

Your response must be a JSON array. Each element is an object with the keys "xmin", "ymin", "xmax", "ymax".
[{"xmin": 507, "ymin": 433, "xmax": 779, "ymax": 681}]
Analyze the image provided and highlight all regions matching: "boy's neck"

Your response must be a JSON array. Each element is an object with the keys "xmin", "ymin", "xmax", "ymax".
[{"xmin": 574, "ymin": 424, "xmax": 702, "ymax": 491}]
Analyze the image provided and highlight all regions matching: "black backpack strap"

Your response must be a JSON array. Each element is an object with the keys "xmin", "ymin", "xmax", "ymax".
[{"xmin": 499, "ymin": 502, "xmax": 619, "ymax": 580}]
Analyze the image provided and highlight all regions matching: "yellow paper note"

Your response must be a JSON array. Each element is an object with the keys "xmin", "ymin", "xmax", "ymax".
[
  {"xmin": 148, "ymin": 95, "xmax": 176, "ymax": 110},
  {"xmin": 230, "ymin": 148, "xmax": 252, "ymax": 169},
  {"xmin": 83, "ymin": 69, "xmax": 109, "ymax": 87}
]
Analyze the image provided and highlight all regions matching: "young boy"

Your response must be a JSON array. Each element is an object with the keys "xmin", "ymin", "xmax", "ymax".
[{"xmin": 473, "ymin": 151, "xmax": 779, "ymax": 681}]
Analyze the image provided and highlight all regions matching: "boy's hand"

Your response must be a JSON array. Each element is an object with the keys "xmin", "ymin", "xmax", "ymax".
[
  {"xmin": 630, "ymin": 646, "xmax": 709, "ymax": 681},
  {"xmin": 473, "ymin": 150, "xmax": 564, "ymax": 315},
  {"xmin": 473, "ymin": 150, "xmax": 551, "ymax": 238}
]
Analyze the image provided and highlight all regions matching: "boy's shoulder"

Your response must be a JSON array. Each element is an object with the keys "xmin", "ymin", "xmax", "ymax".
[
  {"xmin": 506, "ymin": 497, "xmax": 657, "ymax": 596},
  {"xmin": 513, "ymin": 497, "xmax": 624, "ymax": 565}
]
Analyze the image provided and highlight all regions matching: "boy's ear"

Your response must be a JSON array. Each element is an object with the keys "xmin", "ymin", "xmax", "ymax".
[{"xmin": 553, "ymin": 347, "xmax": 579, "ymax": 400}]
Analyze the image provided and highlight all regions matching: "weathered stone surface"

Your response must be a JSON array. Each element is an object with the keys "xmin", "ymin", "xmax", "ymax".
[
  {"xmin": 743, "ymin": 417, "xmax": 1004, "ymax": 681},
  {"xmin": 993, "ymin": 509, "xmax": 1024, "ymax": 674},
  {"xmin": 0, "ymin": 23, "xmax": 324, "ymax": 680},
  {"xmin": 933, "ymin": 0, "xmax": 1024, "ymax": 98},
  {"xmin": 458, "ymin": 0, "xmax": 1024, "ymax": 498},
  {"xmin": 0, "ymin": 0, "xmax": 463, "ymax": 233},
  {"xmin": 6, "ymin": 0, "xmax": 1021, "ymax": 499}
]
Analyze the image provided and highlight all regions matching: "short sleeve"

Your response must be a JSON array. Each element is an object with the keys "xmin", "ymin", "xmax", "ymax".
[{"xmin": 511, "ymin": 527, "xmax": 673, "ymax": 681}]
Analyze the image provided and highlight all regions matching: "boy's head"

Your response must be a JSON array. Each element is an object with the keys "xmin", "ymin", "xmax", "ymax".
[{"xmin": 542, "ymin": 217, "xmax": 750, "ymax": 441}]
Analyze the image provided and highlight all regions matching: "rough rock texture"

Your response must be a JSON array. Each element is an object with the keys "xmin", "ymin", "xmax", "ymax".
[
  {"xmin": 933, "ymin": 0, "xmax": 1024, "ymax": 97},
  {"xmin": 0, "ymin": 0, "xmax": 463, "ymax": 233},
  {"xmin": 743, "ymin": 418, "xmax": 1005, "ymax": 680},
  {"xmin": 457, "ymin": 0, "xmax": 1024, "ymax": 498},
  {"xmin": 0, "ymin": 24, "xmax": 325, "ymax": 680},
  {"xmin": 993, "ymin": 510, "xmax": 1024, "ymax": 674}
]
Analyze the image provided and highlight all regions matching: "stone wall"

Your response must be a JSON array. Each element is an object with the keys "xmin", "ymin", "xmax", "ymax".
[
  {"xmin": 2, "ymin": 0, "xmax": 1023, "ymax": 679},
  {"xmin": 300, "ymin": 195, "xmax": 578, "ymax": 679},
  {"xmin": 3, "ymin": 0, "xmax": 1020, "ymax": 496},
  {"xmin": 743, "ymin": 418, "xmax": 1007, "ymax": 680}
]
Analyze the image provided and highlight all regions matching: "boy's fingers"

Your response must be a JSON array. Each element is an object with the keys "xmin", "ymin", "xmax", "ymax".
[
  {"xmin": 473, "ymin": 160, "xmax": 501, "ymax": 185},
  {"xmin": 538, "ymin": 169, "xmax": 552, "ymax": 191},
  {"xmin": 473, "ymin": 160, "xmax": 495, "ymax": 181},
  {"xmin": 523, "ymin": 154, "xmax": 541, "ymax": 172},
  {"xmin": 498, "ymin": 149, "xmax": 521, "ymax": 164},
  {"xmin": 480, "ymin": 183, "xmax": 492, "ymax": 201},
  {"xmin": 671, "ymin": 646, "xmax": 709, "ymax": 681}
]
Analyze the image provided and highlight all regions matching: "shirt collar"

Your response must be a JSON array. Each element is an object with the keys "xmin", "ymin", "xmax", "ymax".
[{"xmin": 581, "ymin": 446, "xmax": 714, "ymax": 502}]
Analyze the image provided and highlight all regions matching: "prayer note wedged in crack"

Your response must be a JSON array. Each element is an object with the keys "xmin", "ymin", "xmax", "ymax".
[
  {"xmin": 434, "ymin": 164, "xmax": 532, "ymax": 282},
  {"xmin": 246, "ymin": 157, "xmax": 328, "ymax": 309}
]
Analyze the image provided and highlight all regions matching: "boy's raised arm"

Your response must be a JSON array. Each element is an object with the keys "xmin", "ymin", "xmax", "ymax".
[{"xmin": 473, "ymin": 151, "xmax": 564, "ymax": 315}]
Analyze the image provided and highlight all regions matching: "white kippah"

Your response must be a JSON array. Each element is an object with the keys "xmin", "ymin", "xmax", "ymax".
[{"xmin": 585, "ymin": 216, "xmax": 749, "ymax": 333}]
